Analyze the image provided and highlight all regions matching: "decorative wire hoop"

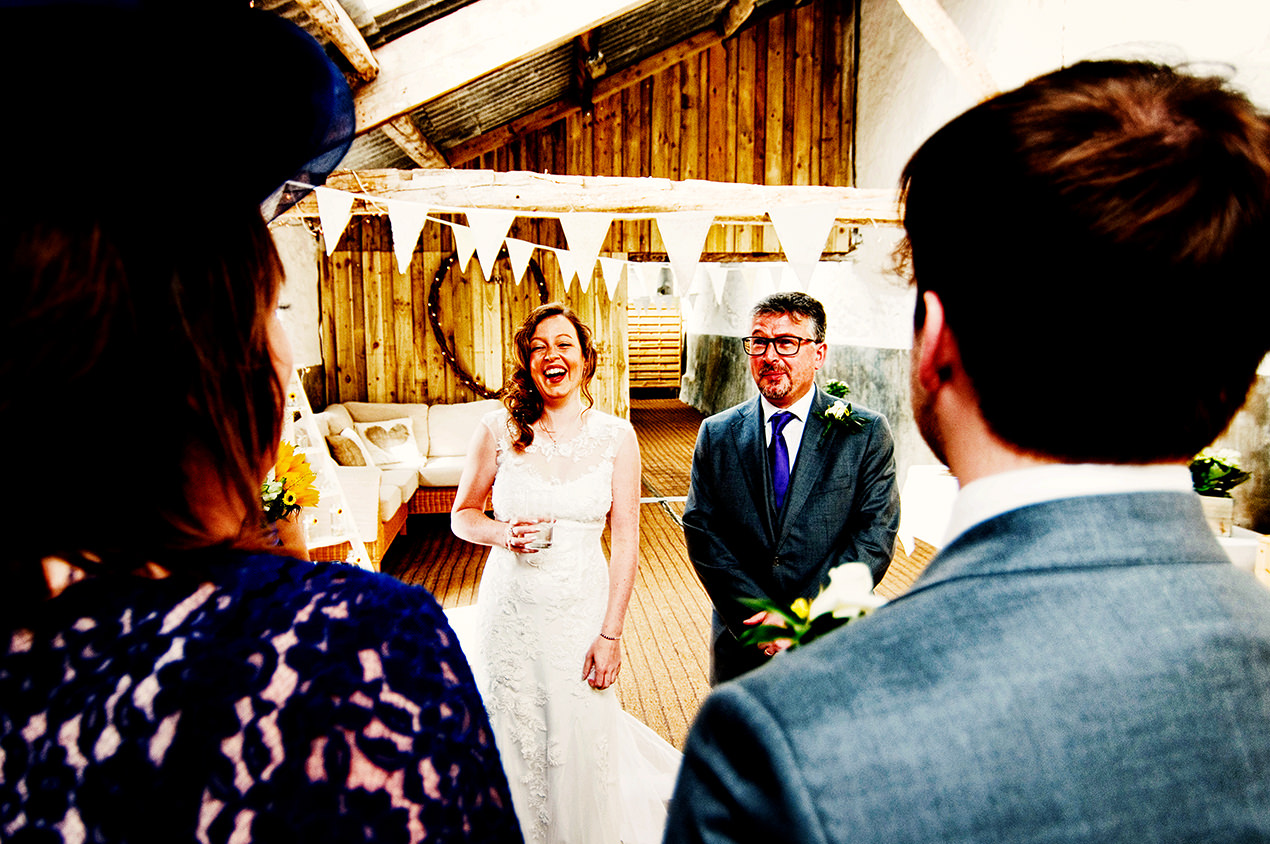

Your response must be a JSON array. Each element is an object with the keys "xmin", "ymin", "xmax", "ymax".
[{"xmin": 427, "ymin": 250, "xmax": 550, "ymax": 399}]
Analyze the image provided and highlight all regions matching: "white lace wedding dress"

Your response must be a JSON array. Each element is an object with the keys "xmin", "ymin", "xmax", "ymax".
[{"xmin": 446, "ymin": 408, "xmax": 682, "ymax": 844}]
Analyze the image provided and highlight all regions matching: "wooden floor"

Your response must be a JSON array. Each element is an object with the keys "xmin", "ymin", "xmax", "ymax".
[{"xmin": 381, "ymin": 397, "xmax": 711, "ymax": 749}]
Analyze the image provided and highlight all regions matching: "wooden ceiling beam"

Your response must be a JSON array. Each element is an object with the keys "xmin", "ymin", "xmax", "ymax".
[
  {"xmin": 284, "ymin": 168, "xmax": 902, "ymax": 225},
  {"xmin": 354, "ymin": 0, "xmax": 657, "ymax": 134},
  {"xmin": 894, "ymin": 0, "xmax": 997, "ymax": 101},
  {"xmin": 293, "ymin": 0, "xmax": 378, "ymax": 81},
  {"xmin": 382, "ymin": 116, "xmax": 450, "ymax": 168}
]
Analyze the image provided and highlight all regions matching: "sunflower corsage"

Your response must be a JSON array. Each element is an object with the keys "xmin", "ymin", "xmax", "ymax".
[{"xmin": 261, "ymin": 441, "xmax": 320, "ymax": 522}]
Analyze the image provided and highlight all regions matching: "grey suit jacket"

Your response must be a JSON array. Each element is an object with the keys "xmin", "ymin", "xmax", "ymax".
[
  {"xmin": 683, "ymin": 388, "xmax": 899, "ymax": 680},
  {"xmin": 665, "ymin": 492, "xmax": 1270, "ymax": 844}
]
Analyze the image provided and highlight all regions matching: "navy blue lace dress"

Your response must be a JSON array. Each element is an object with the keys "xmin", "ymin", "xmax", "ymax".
[{"xmin": 0, "ymin": 552, "xmax": 524, "ymax": 843}]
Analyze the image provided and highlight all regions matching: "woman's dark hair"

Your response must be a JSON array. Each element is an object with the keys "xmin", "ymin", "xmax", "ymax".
[
  {"xmin": 1, "ymin": 199, "xmax": 286, "ymax": 627},
  {"xmin": 503, "ymin": 303, "xmax": 598, "ymax": 451}
]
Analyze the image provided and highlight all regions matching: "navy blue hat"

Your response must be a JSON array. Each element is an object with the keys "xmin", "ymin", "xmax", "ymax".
[{"xmin": 1, "ymin": 1, "xmax": 355, "ymax": 220}]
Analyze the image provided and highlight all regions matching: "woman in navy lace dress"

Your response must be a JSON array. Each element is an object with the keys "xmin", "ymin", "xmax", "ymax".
[{"xmin": 0, "ymin": 5, "xmax": 521, "ymax": 842}]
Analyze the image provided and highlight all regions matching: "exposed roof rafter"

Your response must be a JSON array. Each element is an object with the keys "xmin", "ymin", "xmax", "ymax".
[
  {"xmin": 353, "ymin": 0, "xmax": 657, "ymax": 134},
  {"xmin": 293, "ymin": 0, "xmax": 379, "ymax": 80},
  {"xmin": 894, "ymin": 0, "xmax": 997, "ymax": 101}
]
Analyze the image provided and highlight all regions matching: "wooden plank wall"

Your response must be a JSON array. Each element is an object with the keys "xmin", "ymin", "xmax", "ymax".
[
  {"xmin": 319, "ymin": 214, "xmax": 630, "ymax": 417},
  {"xmin": 316, "ymin": 0, "xmax": 856, "ymax": 414},
  {"xmin": 451, "ymin": 0, "xmax": 858, "ymax": 255}
]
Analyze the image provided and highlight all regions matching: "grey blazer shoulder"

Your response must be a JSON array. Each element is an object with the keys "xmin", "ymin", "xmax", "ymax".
[{"xmin": 666, "ymin": 491, "xmax": 1270, "ymax": 844}]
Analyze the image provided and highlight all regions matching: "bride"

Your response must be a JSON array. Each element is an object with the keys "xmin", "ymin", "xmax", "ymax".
[{"xmin": 451, "ymin": 302, "xmax": 681, "ymax": 844}]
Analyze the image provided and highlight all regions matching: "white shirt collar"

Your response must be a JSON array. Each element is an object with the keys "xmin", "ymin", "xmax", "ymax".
[
  {"xmin": 761, "ymin": 384, "xmax": 817, "ymax": 424},
  {"xmin": 944, "ymin": 463, "xmax": 1193, "ymax": 545}
]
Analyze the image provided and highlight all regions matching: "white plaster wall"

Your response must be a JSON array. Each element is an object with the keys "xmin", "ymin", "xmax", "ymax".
[
  {"xmin": 270, "ymin": 220, "xmax": 324, "ymax": 369},
  {"xmin": 858, "ymin": 0, "xmax": 1270, "ymax": 191},
  {"xmin": 853, "ymin": 0, "xmax": 1270, "ymax": 529}
]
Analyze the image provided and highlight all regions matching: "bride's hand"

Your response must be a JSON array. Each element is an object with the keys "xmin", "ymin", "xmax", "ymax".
[{"xmin": 583, "ymin": 636, "xmax": 621, "ymax": 689}]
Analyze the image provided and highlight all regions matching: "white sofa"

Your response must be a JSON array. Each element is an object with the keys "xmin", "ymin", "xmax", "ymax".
[{"xmin": 311, "ymin": 399, "xmax": 502, "ymax": 563}]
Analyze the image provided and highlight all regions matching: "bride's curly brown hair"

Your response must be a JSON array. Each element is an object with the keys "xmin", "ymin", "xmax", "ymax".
[{"xmin": 503, "ymin": 302, "xmax": 598, "ymax": 451}]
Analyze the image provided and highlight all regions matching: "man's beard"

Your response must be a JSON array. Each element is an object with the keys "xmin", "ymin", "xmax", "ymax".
[{"xmin": 756, "ymin": 364, "xmax": 790, "ymax": 403}]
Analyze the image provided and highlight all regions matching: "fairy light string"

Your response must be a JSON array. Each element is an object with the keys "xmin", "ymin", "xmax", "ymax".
[{"xmin": 428, "ymin": 250, "xmax": 550, "ymax": 399}]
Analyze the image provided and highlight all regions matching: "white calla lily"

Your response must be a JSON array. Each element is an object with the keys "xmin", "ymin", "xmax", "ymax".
[{"xmin": 808, "ymin": 562, "xmax": 887, "ymax": 621}]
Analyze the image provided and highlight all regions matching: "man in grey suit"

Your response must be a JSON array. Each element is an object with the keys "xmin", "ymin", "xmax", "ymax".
[
  {"xmin": 683, "ymin": 292, "xmax": 900, "ymax": 684},
  {"xmin": 666, "ymin": 60, "xmax": 1270, "ymax": 842}
]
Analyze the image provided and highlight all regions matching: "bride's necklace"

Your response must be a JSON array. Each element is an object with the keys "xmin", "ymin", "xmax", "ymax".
[{"xmin": 538, "ymin": 408, "xmax": 584, "ymax": 445}]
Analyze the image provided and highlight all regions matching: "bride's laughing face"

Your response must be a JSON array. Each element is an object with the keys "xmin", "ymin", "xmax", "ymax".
[{"xmin": 529, "ymin": 314, "xmax": 584, "ymax": 402}]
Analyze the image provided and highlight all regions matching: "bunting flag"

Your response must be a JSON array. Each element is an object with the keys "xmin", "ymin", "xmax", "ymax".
[
  {"xmin": 767, "ymin": 203, "xmax": 840, "ymax": 288},
  {"xmin": 707, "ymin": 264, "xmax": 729, "ymax": 305},
  {"xmin": 752, "ymin": 264, "xmax": 776, "ymax": 300},
  {"xmin": 560, "ymin": 213, "xmax": 614, "ymax": 288},
  {"xmin": 780, "ymin": 263, "xmax": 803, "ymax": 292},
  {"xmin": 655, "ymin": 212, "xmax": 715, "ymax": 296},
  {"xmin": 625, "ymin": 262, "xmax": 649, "ymax": 299},
  {"xmin": 449, "ymin": 222, "xmax": 478, "ymax": 275},
  {"xmin": 598, "ymin": 256, "xmax": 627, "ymax": 299},
  {"xmin": 505, "ymin": 237, "xmax": 537, "ymax": 286},
  {"xmin": 386, "ymin": 200, "xmax": 430, "ymax": 275},
  {"xmin": 315, "ymin": 187, "xmax": 355, "ymax": 256},
  {"xmin": 466, "ymin": 208, "xmax": 517, "ymax": 281},
  {"xmin": 552, "ymin": 247, "xmax": 578, "ymax": 289},
  {"xmin": 680, "ymin": 292, "xmax": 695, "ymax": 332}
]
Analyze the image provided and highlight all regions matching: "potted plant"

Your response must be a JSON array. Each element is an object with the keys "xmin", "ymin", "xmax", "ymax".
[{"xmin": 1189, "ymin": 447, "xmax": 1251, "ymax": 536}]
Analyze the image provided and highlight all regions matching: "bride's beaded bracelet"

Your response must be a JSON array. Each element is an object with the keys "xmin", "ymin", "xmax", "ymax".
[{"xmin": 599, "ymin": 631, "xmax": 620, "ymax": 641}]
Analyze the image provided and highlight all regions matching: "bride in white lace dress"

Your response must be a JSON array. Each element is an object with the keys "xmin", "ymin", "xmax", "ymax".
[{"xmin": 451, "ymin": 303, "xmax": 681, "ymax": 844}]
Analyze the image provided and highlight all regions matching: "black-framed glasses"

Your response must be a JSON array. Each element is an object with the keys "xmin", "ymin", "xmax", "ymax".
[{"xmin": 742, "ymin": 335, "xmax": 817, "ymax": 356}]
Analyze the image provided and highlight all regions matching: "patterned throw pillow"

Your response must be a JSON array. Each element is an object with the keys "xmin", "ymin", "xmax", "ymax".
[
  {"xmin": 354, "ymin": 417, "xmax": 421, "ymax": 466},
  {"xmin": 326, "ymin": 427, "xmax": 373, "ymax": 466}
]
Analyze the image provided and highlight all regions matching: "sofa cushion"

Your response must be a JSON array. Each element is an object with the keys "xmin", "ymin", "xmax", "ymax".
[
  {"xmin": 354, "ymin": 417, "xmax": 422, "ymax": 468},
  {"xmin": 379, "ymin": 468, "xmax": 420, "ymax": 521},
  {"xmin": 428, "ymin": 399, "xmax": 502, "ymax": 457},
  {"xmin": 342, "ymin": 401, "xmax": 429, "ymax": 458},
  {"xmin": 315, "ymin": 405, "xmax": 355, "ymax": 439},
  {"xmin": 418, "ymin": 455, "xmax": 467, "ymax": 488},
  {"xmin": 326, "ymin": 427, "xmax": 373, "ymax": 466}
]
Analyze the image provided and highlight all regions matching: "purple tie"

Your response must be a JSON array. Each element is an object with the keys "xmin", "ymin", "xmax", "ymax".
[{"xmin": 769, "ymin": 411, "xmax": 794, "ymax": 510}]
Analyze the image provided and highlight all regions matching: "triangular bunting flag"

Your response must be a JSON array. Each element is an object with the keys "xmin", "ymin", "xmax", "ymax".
[
  {"xmin": 552, "ymin": 247, "xmax": 578, "ymax": 288},
  {"xmin": 315, "ymin": 187, "xmax": 355, "ymax": 256},
  {"xmin": 449, "ymin": 223, "xmax": 477, "ymax": 274},
  {"xmin": 752, "ymin": 264, "xmax": 775, "ymax": 299},
  {"xmin": 505, "ymin": 238, "xmax": 536, "ymax": 286},
  {"xmin": 639, "ymin": 262, "xmax": 668, "ymax": 297},
  {"xmin": 598, "ymin": 257, "xmax": 627, "ymax": 300},
  {"xmin": 655, "ymin": 213, "xmax": 714, "ymax": 298},
  {"xmin": 386, "ymin": 200, "xmax": 430, "ymax": 275},
  {"xmin": 466, "ymin": 208, "xmax": 517, "ymax": 281},
  {"xmin": 625, "ymin": 263, "xmax": 648, "ymax": 299},
  {"xmin": 780, "ymin": 263, "xmax": 803, "ymax": 292},
  {"xmin": 767, "ymin": 203, "xmax": 839, "ymax": 288},
  {"xmin": 560, "ymin": 213, "xmax": 614, "ymax": 288},
  {"xmin": 707, "ymin": 264, "xmax": 729, "ymax": 305}
]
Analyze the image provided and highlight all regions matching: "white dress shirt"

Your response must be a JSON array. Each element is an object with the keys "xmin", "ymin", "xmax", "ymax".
[
  {"xmin": 944, "ymin": 463, "xmax": 1193, "ymax": 545},
  {"xmin": 760, "ymin": 385, "xmax": 818, "ymax": 471}
]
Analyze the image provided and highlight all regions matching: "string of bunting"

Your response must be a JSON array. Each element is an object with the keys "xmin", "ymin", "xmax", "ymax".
[
  {"xmin": 307, "ymin": 182, "xmax": 851, "ymax": 293},
  {"xmin": 427, "ymin": 251, "xmax": 551, "ymax": 398}
]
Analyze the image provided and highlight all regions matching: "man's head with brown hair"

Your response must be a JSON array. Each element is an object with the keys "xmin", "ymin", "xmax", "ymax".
[{"xmin": 901, "ymin": 60, "xmax": 1270, "ymax": 465}]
